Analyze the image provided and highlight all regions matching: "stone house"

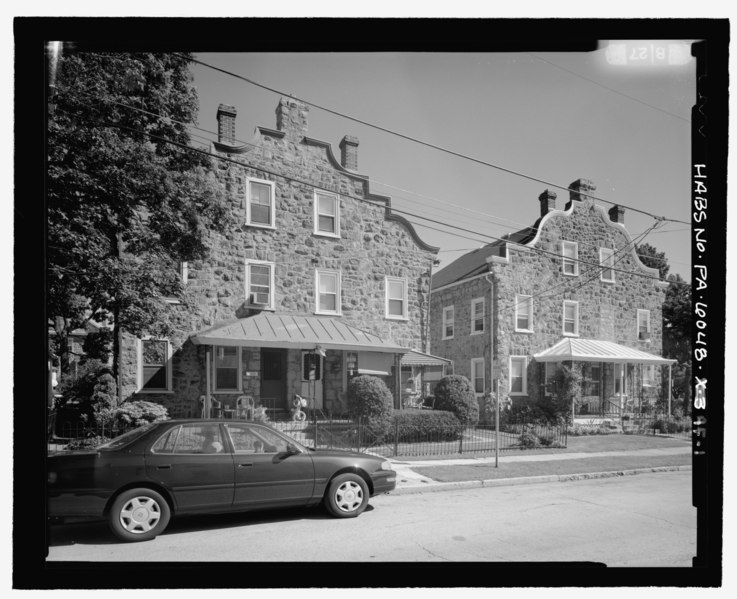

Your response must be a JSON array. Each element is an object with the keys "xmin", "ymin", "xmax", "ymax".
[
  {"xmin": 429, "ymin": 179, "xmax": 674, "ymax": 417},
  {"xmin": 118, "ymin": 97, "xmax": 446, "ymax": 418}
]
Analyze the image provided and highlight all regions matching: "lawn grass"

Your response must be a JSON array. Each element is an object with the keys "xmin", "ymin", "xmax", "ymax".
[{"xmin": 412, "ymin": 454, "xmax": 692, "ymax": 482}]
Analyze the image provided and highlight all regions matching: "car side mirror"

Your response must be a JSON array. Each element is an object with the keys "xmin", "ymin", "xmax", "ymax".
[{"xmin": 286, "ymin": 443, "xmax": 301, "ymax": 455}]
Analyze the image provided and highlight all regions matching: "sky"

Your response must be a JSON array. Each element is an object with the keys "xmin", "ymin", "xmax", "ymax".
[{"xmin": 189, "ymin": 46, "xmax": 696, "ymax": 280}]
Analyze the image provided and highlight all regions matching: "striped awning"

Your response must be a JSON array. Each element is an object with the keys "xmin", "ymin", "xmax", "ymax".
[
  {"xmin": 191, "ymin": 314, "xmax": 409, "ymax": 354},
  {"xmin": 533, "ymin": 338, "xmax": 676, "ymax": 365},
  {"xmin": 401, "ymin": 350, "xmax": 452, "ymax": 367}
]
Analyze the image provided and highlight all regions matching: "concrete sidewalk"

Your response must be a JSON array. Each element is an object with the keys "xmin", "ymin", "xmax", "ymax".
[{"xmin": 388, "ymin": 446, "xmax": 692, "ymax": 495}]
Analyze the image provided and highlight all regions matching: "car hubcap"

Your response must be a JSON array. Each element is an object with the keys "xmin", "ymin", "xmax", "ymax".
[
  {"xmin": 335, "ymin": 481, "xmax": 363, "ymax": 513},
  {"xmin": 120, "ymin": 497, "xmax": 161, "ymax": 534}
]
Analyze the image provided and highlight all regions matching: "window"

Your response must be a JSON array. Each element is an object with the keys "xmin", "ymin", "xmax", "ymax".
[
  {"xmin": 246, "ymin": 177, "xmax": 275, "ymax": 227},
  {"xmin": 562, "ymin": 241, "xmax": 579, "ymax": 276},
  {"xmin": 214, "ymin": 346, "xmax": 241, "ymax": 392},
  {"xmin": 515, "ymin": 295, "xmax": 533, "ymax": 332},
  {"xmin": 563, "ymin": 300, "xmax": 579, "ymax": 336},
  {"xmin": 643, "ymin": 364, "xmax": 656, "ymax": 387},
  {"xmin": 246, "ymin": 260, "xmax": 275, "ymax": 309},
  {"xmin": 139, "ymin": 339, "xmax": 171, "ymax": 392},
  {"xmin": 314, "ymin": 190, "xmax": 340, "ymax": 237},
  {"xmin": 302, "ymin": 352, "xmax": 323, "ymax": 381},
  {"xmin": 509, "ymin": 356, "xmax": 527, "ymax": 396},
  {"xmin": 316, "ymin": 270, "xmax": 341, "ymax": 315},
  {"xmin": 637, "ymin": 309, "xmax": 651, "ymax": 341},
  {"xmin": 544, "ymin": 362, "xmax": 556, "ymax": 397},
  {"xmin": 471, "ymin": 298, "xmax": 485, "ymax": 335},
  {"xmin": 442, "ymin": 305, "xmax": 454, "ymax": 339},
  {"xmin": 226, "ymin": 424, "xmax": 291, "ymax": 455},
  {"xmin": 385, "ymin": 277, "xmax": 408, "ymax": 320},
  {"xmin": 582, "ymin": 363, "xmax": 601, "ymax": 396},
  {"xmin": 600, "ymin": 247, "xmax": 615, "ymax": 282},
  {"xmin": 152, "ymin": 424, "xmax": 226, "ymax": 454},
  {"xmin": 471, "ymin": 358, "xmax": 485, "ymax": 395}
]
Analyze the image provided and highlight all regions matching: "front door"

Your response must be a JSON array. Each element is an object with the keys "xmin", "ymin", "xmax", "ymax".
[
  {"xmin": 260, "ymin": 348, "xmax": 286, "ymax": 411},
  {"xmin": 300, "ymin": 351, "xmax": 323, "ymax": 410}
]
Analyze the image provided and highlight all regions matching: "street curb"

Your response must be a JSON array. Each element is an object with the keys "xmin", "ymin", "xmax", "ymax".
[{"xmin": 391, "ymin": 465, "xmax": 692, "ymax": 495}]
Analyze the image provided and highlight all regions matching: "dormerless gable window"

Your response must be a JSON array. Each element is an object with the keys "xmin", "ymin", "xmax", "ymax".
[
  {"xmin": 600, "ymin": 247, "xmax": 615, "ymax": 282},
  {"xmin": 442, "ymin": 305, "xmax": 454, "ymax": 339},
  {"xmin": 314, "ymin": 190, "xmax": 340, "ymax": 237},
  {"xmin": 246, "ymin": 260, "xmax": 275, "ymax": 309},
  {"xmin": 385, "ymin": 277, "xmax": 408, "ymax": 319},
  {"xmin": 139, "ymin": 339, "xmax": 172, "ymax": 392},
  {"xmin": 316, "ymin": 270, "xmax": 341, "ymax": 315},
  {"xmin": 562, "ymin": 241, "xmax": 579, "ymax": 276},
  {"xmin": 471, "ymin": 298, "xmax": 485, "ymax": 335},
  {"xmin": 637, "ymin": 309, "xmax": 651, "ymax": 341},
  {"xmin": 515, "ymin": 295, "xmax": 533, "ymax": 332},
  {"xmin": 246, "ymin": 177, "xmax": 275, "ymax": 228}
]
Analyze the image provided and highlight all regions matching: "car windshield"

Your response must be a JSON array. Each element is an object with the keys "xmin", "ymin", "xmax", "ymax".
[{"xmin": 96, "ymin": 423, "xmax": 157, "ymax": 449}]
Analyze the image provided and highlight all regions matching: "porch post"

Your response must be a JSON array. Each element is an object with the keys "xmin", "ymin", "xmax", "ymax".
[
  {"xmin": 395, "ymin": 353, "xmax": 402, "ymax": 410},
  {"xmin": 668, "ymin": 363, "xmax": 672, "ymax": 417},
  {"xmin": 619, "ymin": 362, "xmax": 625, "ymax": 417},
  {"xmin": 205, "ymin": 348, "xmax": 212, "ymax": 418}
]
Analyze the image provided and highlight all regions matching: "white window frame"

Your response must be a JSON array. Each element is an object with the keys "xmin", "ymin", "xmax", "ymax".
[
  {"xmin": 246, "ymin": 259, "xmax": 276, "ymax": 310},
  {"xmin": 563, "ymin": 300, "xmax": 579, "ymax": 337},
  {"xmin": 509, "ymin": 355, "xmax": 528, "ymax": 396},
  {"xmin": 138, "ymin": 338, "xmax": 173, "ymax": 393},
  {"xmin": 562, "ymin": 240, "xmax": 579, "ymax": 276},
  {"xmin": 213, "ymin": 346, "xmax": 242, "ymax": 393},
  {"xmin": 313, "ymin": 190, "xmax": 340, "ymax": 238},
  {"xmin": 471, "ymin": 358, "xmax": 485, "ymax": 396},
  {"xmin": 600, "ymin": 247, "xmax": 615, "ymax": 283},
  {"xmin": 515, "ymin": 294, "xmax": 533, "ymax": 333},
  {"xmin": 442, "ymin": 305, "xmax": 455, "ymax": 340},
  {"xmin": 180, "ymin": 261, "xmax": 189, "ymax": 285},
  {"xmin": 385, "ymin": 276, "xmax": 408, "ymax": 320},
  {"xmin": 246, "ymin": 176, "xmax": 276, "ymax": 229},
  {"xmin": 544, "ymin": 362, "xmax": 556, "ymax": 397},
  {"xmin": 315, "ymin": 269, "xmax": 342, "ymax": 315},
  {"xmin": 470, "ymin": 298, "xmax": 485, "ymax": 335},
  {"xmin": 637, "ymin": 309, "xmax": 651, "ymax": 341}
]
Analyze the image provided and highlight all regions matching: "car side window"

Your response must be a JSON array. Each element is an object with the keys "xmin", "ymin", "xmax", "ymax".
[
  {"xmin": 226, "ymin": 425, "xmax": 289, "ymax": 454},
  {"xmin": 151, "ymin": 424, "xmax": 226, "ymax": 454}
]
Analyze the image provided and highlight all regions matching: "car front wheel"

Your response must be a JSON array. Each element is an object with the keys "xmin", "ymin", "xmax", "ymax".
[
  {"xmin": 324, "ymin": 473, "xmax": 369, "ymax": 518},
  {"xmin": 109, "ymin": 488, "xmax": 171, "ymax": 542}
]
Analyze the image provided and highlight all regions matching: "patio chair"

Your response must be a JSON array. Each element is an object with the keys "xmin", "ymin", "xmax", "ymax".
[{"xmin": 236, "ymin": 395, "xmax": 255, "ymax": 420}]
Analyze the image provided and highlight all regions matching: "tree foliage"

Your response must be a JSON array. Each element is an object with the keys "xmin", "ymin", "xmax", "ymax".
[
  {"xmin": 636, "ymin": 242, "xmax": 670, "ymax": 280},
  {"xmin": 47, "ymin": 50, "xmax": 230, "ymax": 376}
]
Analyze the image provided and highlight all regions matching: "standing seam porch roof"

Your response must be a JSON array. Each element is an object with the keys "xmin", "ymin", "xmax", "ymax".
[
  {"xmin": 533, "ymin": 338, "xmax": 676, "ymax": 365},
  {"xmin": 191, "ymin": 314, "xmax": 409, "ymax": 353}
]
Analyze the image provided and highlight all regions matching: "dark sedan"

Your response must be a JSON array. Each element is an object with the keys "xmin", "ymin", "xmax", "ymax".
[{"xmin": 48, "ymin": 419, "xmax": 396, "ymax": 542}]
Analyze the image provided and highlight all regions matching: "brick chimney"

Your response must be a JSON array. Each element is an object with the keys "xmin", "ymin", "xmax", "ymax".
[
  {"xmin": 608, "ymin": 204, "xmax": 625, "ymax": 224},
  {"xmin": 538, "ymin": 190, "xmax": 557, "ymax": 216},
  {"xmin": 276, "ymin": 97, "xmax": 309, "ymax": 137},
  {"xmin": 568, "ymin": 178, "xmax": 596, "ymax": 202},
  {"xmin": 216, "ymin": 104, "xmax": 237, "ymax": 144},
  {"xmin": 339, "ymin": 135, "xmax": 359, "ymax": 170}
]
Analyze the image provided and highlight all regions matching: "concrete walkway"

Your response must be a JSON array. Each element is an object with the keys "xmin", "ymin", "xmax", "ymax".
[{"xmin": 388, "ymin": 445, "xmax": 691, "ymax": 495}]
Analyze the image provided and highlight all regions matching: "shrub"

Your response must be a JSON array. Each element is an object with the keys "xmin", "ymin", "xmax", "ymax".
[
  {"xmin": 65, "ymin": 435, "xmax": 111, "ymax": 450},
  {"xmin": 102, "ymin": 400, "xmax": 169, "ymax": 428},
  {"xmin": 517, "ymin": 430, "xmax": 541, "ymax": 448},
  {"xmin": 56, "ymin": 360, "xmax": 118, "ymax": 426},
  {"xmin": 347, "ymin": 375, "xmax": 394, "ymax": 438},
  {"xmin": 390, "ymin": 409, "xmax": 463, "ymax": 442},
  {"xmin": 433, "ymin": 375, "xmax": 479, "ymax": 426}
]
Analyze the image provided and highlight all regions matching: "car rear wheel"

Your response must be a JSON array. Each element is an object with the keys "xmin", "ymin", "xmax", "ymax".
[
  {"xmin": 109, "ymin": 488, "xmax": 171, "ymax": 542},
  {"xmin": 323, "ymin": 473, "xmax": 369, "ymax": 518}
]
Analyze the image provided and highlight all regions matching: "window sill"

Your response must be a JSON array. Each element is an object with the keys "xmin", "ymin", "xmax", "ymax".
[
  {"xmin": 563, "ymin": 332, "xmax": 580, "ymax": 338},
  {"xmin": 470, "ymin": 330, "xmax": 484, "ymax": 336},
  {"xmin": 386, "ymin": 315, "xmax": 409, "ymax": 322},
  {"xmin": 315, "ymin": 310, "xmax": 342, "ymax": 317},
  {"xmin": 515, "ymin": 329, "xmax": 534, "ymax": 334},
  {"xmin": 509, "ymin": 392, "xmax": 528, "ymax": 397},
  {"xmin": 562, "ymin": 272, "xmax": 579, "ymax": 277},
  {"xmin": 246, "ymin": 223, "xmax": 277, "ymax": 230},
  {"xmin": 441, "ymin": 335, "xmax": 454, "ymax": 341},
  {"xmin": 600, "ymin": 278, "xmax": 615, "ymax": 284},
  {"xmin": 313, "ymin": 231, "xmax": 341, "ymax": 239}
]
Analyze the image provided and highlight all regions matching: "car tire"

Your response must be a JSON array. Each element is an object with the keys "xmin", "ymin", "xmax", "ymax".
[
  {"xmin": 109, "ymin": 488, "xmax": 171, "ymax": 542},
  {"xmin": 323, "ymin": 473, "xmax": 369, "ymax": 518}
]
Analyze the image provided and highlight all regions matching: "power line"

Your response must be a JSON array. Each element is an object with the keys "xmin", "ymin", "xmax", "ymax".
[
  {"xmin": 180, "ymin": 53, "xmax": 691, "ymax": 226},
  {"xmin": 57, "ymin": 102, "xmax": 690, "ymax": 290}
]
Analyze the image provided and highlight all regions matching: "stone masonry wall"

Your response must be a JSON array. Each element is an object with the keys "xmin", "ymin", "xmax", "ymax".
[{"xmin": 122, "ymin": 98, "xmax": 437, "ymax": 417}]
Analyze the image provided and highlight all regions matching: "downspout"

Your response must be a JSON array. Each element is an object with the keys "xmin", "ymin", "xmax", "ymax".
[
  {"xmin": 667, "ymin": 363, "xmax": 672, "ymax": 417},
  {"xmin": 205, "ymin": 348, "xmax": 212, "ymax": 418},
  {"xmin": 425, "ymin": 258, "xmax": 440, "ymax": 355}
]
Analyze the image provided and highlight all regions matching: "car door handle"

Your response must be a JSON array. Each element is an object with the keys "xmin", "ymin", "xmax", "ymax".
[
  {"xmin": 157, "ymin": 464, "xmax": 172, "ymax": 470},
  {"xmin": 238, "ymin": 463, "xmax": 253, "ymax": 468}
]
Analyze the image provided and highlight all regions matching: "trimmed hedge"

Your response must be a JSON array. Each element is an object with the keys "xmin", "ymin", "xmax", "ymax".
[
  {"xmin": 347, "ymin": 375, "xmax": 394, "ymax": 437},
  {"xmin": 390, "ymin": 409, "xmax": 463, "ymax": 442},
  {"xmin": 432, "ymin": 375, "xmax": 479, "ymax": 426}
]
